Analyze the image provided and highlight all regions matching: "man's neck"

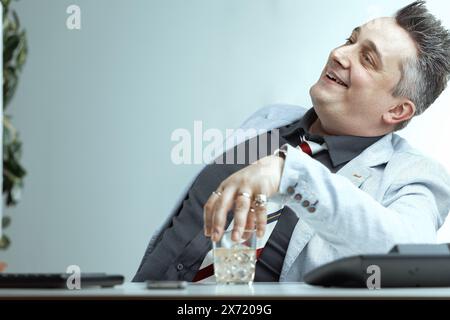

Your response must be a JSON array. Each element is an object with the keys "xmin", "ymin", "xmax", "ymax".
[
  {"xmin": 309, "ymin": 116, "xmax": 392, "ymax": 137},
  {"xmin": 309, "ymin": 118, "xmax": 335, "ymax": 136}
]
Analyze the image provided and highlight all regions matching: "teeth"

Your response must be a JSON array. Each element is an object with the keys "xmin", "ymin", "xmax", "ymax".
[
  {"xmin": 326, "ymin": 72, "xmax": 347, "ymax": 87},
  {"xmin": 326, "ymin": 73, "xmax": 336, "ymax": 80}
]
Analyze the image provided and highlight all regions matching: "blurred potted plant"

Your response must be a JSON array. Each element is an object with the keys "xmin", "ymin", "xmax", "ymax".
[{"xmin": 0, "ymin": 0, "xmax": 27, "ymax": 263}]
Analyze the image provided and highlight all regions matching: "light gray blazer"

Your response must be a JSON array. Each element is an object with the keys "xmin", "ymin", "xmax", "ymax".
[{"xmin": 138, "ymin": 104, "xmax": 450, "ymax": 281}]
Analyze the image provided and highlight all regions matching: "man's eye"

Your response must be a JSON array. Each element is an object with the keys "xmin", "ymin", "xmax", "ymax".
[
  {"xmin": 363, "ymin": 54, "xmax": 373, "ymax": 65},
  {"xmin": 345, "ymin": 37, "xmax": 354, "ymax": 45}
]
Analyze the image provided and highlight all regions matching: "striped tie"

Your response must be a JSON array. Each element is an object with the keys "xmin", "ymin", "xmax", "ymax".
[{"xmin": 298, "ymin": 132, "xmax": 328, "ymax": 156}]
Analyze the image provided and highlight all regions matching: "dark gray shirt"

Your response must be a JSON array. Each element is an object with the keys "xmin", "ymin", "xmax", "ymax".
[
  {"xmin": 280, "ymin": 108, "xmax": 383, "ymax": 173},
  {"xmin": 133, "ymin": 108, "xmax": 383, "ymax": 282}
]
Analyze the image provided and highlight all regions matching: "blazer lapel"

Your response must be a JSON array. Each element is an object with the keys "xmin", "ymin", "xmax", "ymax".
[{"xmin": 337, "ymin": 133, "xmax": 394, "ymax": 184}]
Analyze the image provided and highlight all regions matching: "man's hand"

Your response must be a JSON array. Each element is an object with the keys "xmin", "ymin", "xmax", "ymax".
[{"xmin": 203, "ymin": 155, "xmax": 285, "ymax": 242}]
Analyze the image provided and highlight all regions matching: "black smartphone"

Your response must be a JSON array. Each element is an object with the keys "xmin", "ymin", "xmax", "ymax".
[{"xmin": 146, "ymin": 280, "xmax": 188, "ymax": 289}]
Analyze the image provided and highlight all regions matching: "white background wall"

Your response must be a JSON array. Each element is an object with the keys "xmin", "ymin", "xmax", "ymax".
[{"xmin": 1, "ymin": 0, "xmax": 449, "ymax": 280}]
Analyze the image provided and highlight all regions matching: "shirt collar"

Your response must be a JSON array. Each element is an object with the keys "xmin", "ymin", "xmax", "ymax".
[{"xmin": 281, "ymin": 108, "xmax": 385, "ymax": 167}]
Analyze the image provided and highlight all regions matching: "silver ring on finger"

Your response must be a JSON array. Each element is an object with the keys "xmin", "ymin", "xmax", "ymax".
[
  {"xmin": 237, "ymin": 192, "xmax": 252, "ymax": 200},
  {"xmin": 212, "ymin": 190, "xmax": 223, "ymax": 197},
  {"xmin": 254, "ymin": 194, "xmax": 268, "ymax": 208}
]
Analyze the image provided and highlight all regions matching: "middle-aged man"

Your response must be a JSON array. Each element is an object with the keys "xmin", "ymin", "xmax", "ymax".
[{"xmin": 133, "ymin": 1, "xmax": 450, "ymax": 282}]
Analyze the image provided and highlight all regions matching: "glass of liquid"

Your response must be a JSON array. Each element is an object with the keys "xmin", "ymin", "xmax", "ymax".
[{"xmin": 212, "ymin": 229, "xmax": 257, "ymax": 285}]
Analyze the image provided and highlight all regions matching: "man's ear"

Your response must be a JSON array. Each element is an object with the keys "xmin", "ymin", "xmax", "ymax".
[{"xmin": 382, "ymin": 100, "xmax": 416, "ymax": 126}]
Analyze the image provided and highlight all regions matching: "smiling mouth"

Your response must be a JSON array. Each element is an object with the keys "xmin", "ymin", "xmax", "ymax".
[{"xmin": 325, "ymin": 72, "xmax": 348, "ymax": 88}]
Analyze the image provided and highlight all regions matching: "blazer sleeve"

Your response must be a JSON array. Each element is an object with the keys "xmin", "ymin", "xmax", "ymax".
[{"xmin": 278, "ymin": 144, "xmax": 450, "ymax": 255}]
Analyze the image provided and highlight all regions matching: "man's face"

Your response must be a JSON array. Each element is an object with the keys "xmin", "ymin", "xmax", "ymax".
[{"xmin": 309, "ymin": 17, "xmax": 417, "ymax": 136}]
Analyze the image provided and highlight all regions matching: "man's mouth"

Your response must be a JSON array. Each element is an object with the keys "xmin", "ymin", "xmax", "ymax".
[{"xmin": 325, "ymin": 71, "xmax": 348, "ymax": 88}]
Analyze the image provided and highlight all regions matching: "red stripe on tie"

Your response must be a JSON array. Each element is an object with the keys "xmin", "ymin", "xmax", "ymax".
[
  {"xmin": 192, "ymin": 264, "xmax": 214, "ymax": 282},
  {"xmin": 299, "ymin": 141, "xmax": 312, "ymax": 156},
  {"xmin": 192, "ymin": 248, "xmax": 265, "ymax": 282}
]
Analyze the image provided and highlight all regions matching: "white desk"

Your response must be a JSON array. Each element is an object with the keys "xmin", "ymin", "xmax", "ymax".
[{"xmin": 1, "ymin": 283, "xmax": 450, "ymax": 299}]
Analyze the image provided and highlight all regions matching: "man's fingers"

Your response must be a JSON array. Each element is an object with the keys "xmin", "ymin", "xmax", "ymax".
[
  {"xmin": 254, "ymin": 205, "xmax": 267, "ymax": 238},
  {"xmin": 241, "ymin": 209, "xmax": 256, "ymax": 241},
  {"xmin": 203, "ymin": 192, "xmax": 220, "ymax": 237},
  {"xmin": 245, "ymin": 209, "xmax": 256, "ymax": 232},
  {"xmin": 231, "ymin": 192, "xmax": 252, "ymax": 241},
  {"xmin": 212, "ymin": 187, "xmax": 236, "ymax": 242}
]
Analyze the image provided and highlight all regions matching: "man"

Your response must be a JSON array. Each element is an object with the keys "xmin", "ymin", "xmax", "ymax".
[{"xmin": 133, "ymin": 1, "xmax": 450, "ymax": 282}]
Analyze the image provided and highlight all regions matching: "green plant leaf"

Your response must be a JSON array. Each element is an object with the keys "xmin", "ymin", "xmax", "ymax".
[
  {"xmin": 2, "ymin": 0, "xmax": 28, "ymax": 214},
  {"xmin": 12, "ymin": 9, "xmax": 20, "ymax": 30},
  {"xmin": 0, "ymin": 234, "xmax": 11, "ymax": 250},
  {"xmin": 4, "ymin": 34, "xmax": 20, "ymax": 62},
  {"xmin": 1, "ymin": 216, "xmax": 11, "ymax": 229},
  {"xmin": 1, "ymin": 0, "xmax": 11, "ymax": 16}
]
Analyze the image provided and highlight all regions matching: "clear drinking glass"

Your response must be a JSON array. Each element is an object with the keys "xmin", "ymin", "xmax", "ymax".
[{"xmin": 212, "ymin": 229, "xmax": 257, "ymax": 285}]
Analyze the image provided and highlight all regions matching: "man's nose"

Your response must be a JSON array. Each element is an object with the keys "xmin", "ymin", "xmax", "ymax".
[{"xmin": 330, "ymin": 47, "xmax": 351, "ymax": 69}]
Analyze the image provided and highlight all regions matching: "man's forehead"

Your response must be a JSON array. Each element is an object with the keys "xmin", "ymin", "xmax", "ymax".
[
  {"xmin": 357, "ymin": 17, "xmax": 417, "ymax": 61},
  {"xmin": 363, "ymin": 17, "xmax": 396, "ymax": 31}
]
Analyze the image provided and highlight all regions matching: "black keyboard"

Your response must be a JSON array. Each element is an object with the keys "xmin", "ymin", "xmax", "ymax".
[{"xmin": 0, "ymin": 273, "xmax": 124, "ymax": 289}]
